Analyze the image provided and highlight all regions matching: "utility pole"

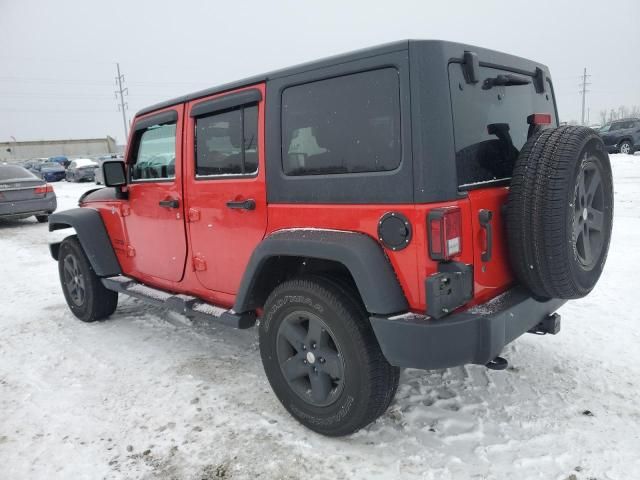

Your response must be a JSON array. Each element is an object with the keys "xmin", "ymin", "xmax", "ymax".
[
  {"xmin": 579, "ymin": 67, "xmax": 591, "ymax": 126},
  {"xmin": 115, "ymin": 63, "xmax": 129, "ymax": 140}
]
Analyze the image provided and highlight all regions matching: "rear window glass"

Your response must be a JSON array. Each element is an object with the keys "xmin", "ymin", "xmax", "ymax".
[
  {"xmin": 0, "ymin": 165, "xmax": 37, "ymax": 181},
  {"xmin": 449, "ymin": 63, "xmax": 557, "ymax": 188},
  {"xmin": 281, "ymin": 68, "xmax": 401, "ymax": 176}
]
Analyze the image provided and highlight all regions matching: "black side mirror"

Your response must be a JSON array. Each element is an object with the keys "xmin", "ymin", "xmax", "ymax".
[{"xmin": 103, "ymin": 160, "xmax": 127, "ymax": 187}]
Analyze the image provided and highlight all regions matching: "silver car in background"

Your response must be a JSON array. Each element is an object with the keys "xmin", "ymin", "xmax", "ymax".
[
  {"xmin": 65, "ymin": 158, "xmax": 99, "ymax": 182},
  {"xmin": 0, "ymin": 164, "xmax": 57, "ymax": 223}
]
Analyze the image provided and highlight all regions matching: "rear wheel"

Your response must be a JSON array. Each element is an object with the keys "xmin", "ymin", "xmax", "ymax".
[
  {"xmin": 35, "ymin": 214, "xmax": 48, "ymax": 223},
  {"xmin": 259, "ymin": 276, "xmax": 399, "ymax": 436},
  {"xmin": 58, "ymin": 236, "xmax": 118, "ymax": 322},
  {"xmin": 619, "ymin": 140, "xmax": 632, "ymax": 155}
]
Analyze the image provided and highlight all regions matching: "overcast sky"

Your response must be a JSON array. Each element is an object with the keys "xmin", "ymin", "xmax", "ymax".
[{"xmin": 1, "ymin": 0, "xmax": 638, "ymax": 143}]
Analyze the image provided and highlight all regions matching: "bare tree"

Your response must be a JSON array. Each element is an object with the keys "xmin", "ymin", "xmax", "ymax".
[
  {"xmin": 599, "ymin": 110, "xmax": 608, "ymax": 125},
  {"xmin": 618, "ymin": 105, "xmax": 629, "ymax": 119}
]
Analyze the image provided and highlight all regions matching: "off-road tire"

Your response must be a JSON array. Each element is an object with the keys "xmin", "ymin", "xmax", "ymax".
[
  {"xmin": 506, "ymin": 126, "xmax": 613, "ymax": 299},
  {"xmin": 35, "ymin": 214, "xmax": 48, "ymax": 223},
  {"xmin": 58, "ymin": 236, "xmax": 118, "ymax": 322},
  {"xmin": 619, "ymin": 140, "xmax": 632, "ymax": 155},
  {"xmin": 259, "ymin": 276, "xmax": 400, "ymax": 436}
]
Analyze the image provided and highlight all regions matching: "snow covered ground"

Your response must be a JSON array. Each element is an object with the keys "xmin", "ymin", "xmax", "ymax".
[{"xmin": 1, "ymin": 155, "xmax": 639, "ymax": 480}]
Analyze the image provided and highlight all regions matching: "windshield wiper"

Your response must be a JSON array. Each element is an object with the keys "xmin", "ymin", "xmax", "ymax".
[{"xmin": 482, "ymin": 74, "xmax": 531, "ymax": 90}]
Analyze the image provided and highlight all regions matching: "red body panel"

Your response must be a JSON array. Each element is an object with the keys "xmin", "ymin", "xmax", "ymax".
[
  {"xmin": 84, "ymin": 83, "xmax": 513, "ymax": 315},
  {"xmin": 466, "ymin": 187, "xmax": 514, "ymax": 304}
]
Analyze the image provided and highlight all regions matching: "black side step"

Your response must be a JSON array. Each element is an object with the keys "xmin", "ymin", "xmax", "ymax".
[{"xmin": 101, "ymin": 276, "xmax": 256, "ymax": 329}]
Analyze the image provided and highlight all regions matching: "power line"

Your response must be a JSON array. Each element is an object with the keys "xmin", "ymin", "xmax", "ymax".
[
  {"xmin": 115, "ymin": 63, "xmax": 129, "ymax": 140},
  {"xmin": 579, "ymin": 67, "xmax": 591, "ymax": 126}
]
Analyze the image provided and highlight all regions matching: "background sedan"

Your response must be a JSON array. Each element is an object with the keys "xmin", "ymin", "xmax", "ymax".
[{"xmin": 0, "ymin": 164, "xmax": 57, "ymax": 223}]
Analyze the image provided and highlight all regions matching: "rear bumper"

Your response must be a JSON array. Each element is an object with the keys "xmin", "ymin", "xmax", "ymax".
[
  {"xmin": 370, "ymin": 287, "xmax": 566, "ymax": 370},
  {"xmin": 0, "ymin": 195, "xmax": 57, "ymax": 217}
]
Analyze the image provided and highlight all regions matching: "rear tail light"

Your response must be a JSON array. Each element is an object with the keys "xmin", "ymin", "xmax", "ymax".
[
  {"xmin": 527, "ymin": 113, "xmax": 552, "ymax": 125},
  {"xmin": 34, "ymin": 184, "xmax": 54, "ymax": 194},
  {"xmin": 428, "ymin": 206, "xmax": 462, "ymax": 261}
]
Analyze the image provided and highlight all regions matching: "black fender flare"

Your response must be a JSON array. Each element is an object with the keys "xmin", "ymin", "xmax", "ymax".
[
  {"xmin": 233, "ymin": 229, "xmax": 409, "ymax": 315},
  {"xmin": 48, "ymin": 208, "xmax": 122, "ymax": 277}
]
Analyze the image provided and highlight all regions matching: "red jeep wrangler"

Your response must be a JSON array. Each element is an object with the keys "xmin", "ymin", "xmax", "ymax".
[{"xmin": 49, "ymin": 40, "xmax": 613, "ymax": 436}]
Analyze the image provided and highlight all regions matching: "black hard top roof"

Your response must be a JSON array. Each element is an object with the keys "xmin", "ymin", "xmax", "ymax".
[{"xmin": 136, "ymin": 39, "xmax": 549, "ymax": 117}]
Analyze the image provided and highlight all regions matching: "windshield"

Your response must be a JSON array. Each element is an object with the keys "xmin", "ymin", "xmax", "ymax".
[
  {"xmin": 599, "ymin": 124, "xmax": 611, "ymax": 133},
  {"xmin": 0, "ymin": 165, "xmax": 38, "ymax": 181}
]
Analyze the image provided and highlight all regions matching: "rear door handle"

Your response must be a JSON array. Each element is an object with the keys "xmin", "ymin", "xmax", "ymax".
[
  {"xmin": 159, "ymin": 199, "xmax": 179, "ymax": 209},
  {"xmin": 479, "ymin": 209, "xmax": 493, "ymax": 262},
  {"xmin": 226, "ymin": 199, "xmax": 255, "ymax": 210}
]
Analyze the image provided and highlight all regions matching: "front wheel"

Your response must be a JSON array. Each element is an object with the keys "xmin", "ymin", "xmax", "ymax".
[
  {"xmin": 259, "ymin": 276, "xmax": 399, "ymax": 436},
  {"xmin": 58, "ymin": 236, "xmax": 118, "ymax": 322}
]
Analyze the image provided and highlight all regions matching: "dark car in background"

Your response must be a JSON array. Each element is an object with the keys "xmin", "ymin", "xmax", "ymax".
[
  {"xmin": 48, "ymin": 155, "xmax": 69, "ymax": 167},
  {"xmin": 0, "ymin": 164, "xmax": 57, "ymax": 223},
  {"xmin": 23, "ymin": 160, "xmax": 67, "ymax": 182},
  {"xmin": 40, "ymin": 162, "xmax": 67, "ymax": 182},
  {"xmin": 599, "ymin": 118, "xmax": 640, "ymax": 154},
  {"xmin": 65, "ymin": 158, "xmax": 98, "ymax": 182}
]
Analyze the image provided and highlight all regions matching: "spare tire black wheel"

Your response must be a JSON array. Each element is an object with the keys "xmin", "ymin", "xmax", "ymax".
[{"xmin": 506, "ymin": 126, "xmax": 613, "ymax": 299}]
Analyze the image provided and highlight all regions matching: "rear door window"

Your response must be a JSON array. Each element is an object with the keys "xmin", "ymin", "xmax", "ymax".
[
  {"xmin": 195, "ymin": 104, "xmax": 258, "ymax": 177},
  {"xmin": 449, "ymin": 63, "xmax": 557, "ymax": 188},
  {"xmin": 281, "ymin": 68, "xmax": 401, "ymax": 176}
]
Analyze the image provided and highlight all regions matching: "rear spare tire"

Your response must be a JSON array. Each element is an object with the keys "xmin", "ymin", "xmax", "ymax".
[{"xmin": 506, "ymin": 126, "xmax": 613, "ymax": 299}]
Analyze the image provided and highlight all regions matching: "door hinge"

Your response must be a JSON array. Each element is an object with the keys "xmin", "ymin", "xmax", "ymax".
[
  {"xmin": 120, "ymin": 204, "xmax": 130, "ymax": 217},
  {"xmin": 126, "ymin": 245, "xmax": 136, "ymax": 257},
  {"xmin": 193, "ymin": 256, "xmax": 207, "ymax": 271},
  {"xmin": 188, "ymin": 208, "xmax": 200, "ymax": 222}
]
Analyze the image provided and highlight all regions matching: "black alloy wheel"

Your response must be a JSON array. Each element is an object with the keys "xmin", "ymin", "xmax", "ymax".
[
  {"xmin": 573, "ymin": 158, "xmax": 605, "ymax": 269},
  {"xmin": 62, "ymin": 252, "xmax": 86, "ymax": 306},
  {"xmin": 276, "ymin": 310, "xmax": 345, "ymax": 407}
]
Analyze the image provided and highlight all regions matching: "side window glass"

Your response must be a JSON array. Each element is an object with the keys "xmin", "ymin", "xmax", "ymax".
[
  {"xmin": 281, "ymin": 68, "xmax": 401, "ymax": 176},
  {"xmin": 131, "ymin": 122, "xmax": 177, "ymax": 181},
  {"xmin": 195, "ymin": 104, "xmax": 259, "ymax": 177}
]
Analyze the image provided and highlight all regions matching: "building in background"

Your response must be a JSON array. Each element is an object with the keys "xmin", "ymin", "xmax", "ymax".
[{"xmin": 0, "ymin": 136, "xmax": 117, "ymax": 162}]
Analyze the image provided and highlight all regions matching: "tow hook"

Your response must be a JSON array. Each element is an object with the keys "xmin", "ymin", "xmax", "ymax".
[
  {"xmin": 485, "ymin": 356, "xmax": 508, "ymax": 370},
  {"xmin": 528, "ymin": 313, "xmax": 562, "ymax": 335}
]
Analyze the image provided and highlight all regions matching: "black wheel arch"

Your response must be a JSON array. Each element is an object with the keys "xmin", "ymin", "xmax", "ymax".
[
  {"xmin": 48, "ymin": 207, "xmax": 122, "ymax": 277},
  {"xmin": 233, "ymin": 229, "xmax": 409, "ymax": 316}
]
